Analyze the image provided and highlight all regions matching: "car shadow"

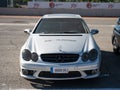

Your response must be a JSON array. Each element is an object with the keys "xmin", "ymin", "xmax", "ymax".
[{"xmin": 28, "ymin": 50, "xmax": 120, "ymax": 89}]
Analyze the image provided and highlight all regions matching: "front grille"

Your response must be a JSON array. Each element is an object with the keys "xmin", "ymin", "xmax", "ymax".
[
  {"xmin": 41, "ymin": 54, "xmax": 79, "ymax": 63},
  {"xmin": 38, "ymin": 71, "xmax": 81, "ymax": 78}
]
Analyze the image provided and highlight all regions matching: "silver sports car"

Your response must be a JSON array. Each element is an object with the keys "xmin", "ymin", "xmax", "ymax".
[{"xmin": 20, "ymin": 14, "xmax": 101, "ymax": 80}]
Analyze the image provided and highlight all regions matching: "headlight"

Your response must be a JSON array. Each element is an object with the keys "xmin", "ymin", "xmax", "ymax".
[
  {"xmin": 81, "ymin": 49, "xmax": 98, "ymax": 62},
  {"xmin": 31, "ymin": 52, "xmax": 38, "ymax": 62},
  {"xmin": 81, "ymin": 52, "xmax": 89, "ymax": 62},
  {"xmin": 22, "ymin": 49, "xmax": 31, "ymax": 61},
  {"xmin": 89, "ymin": 49, "xmax": 98, "ymax": 61}
]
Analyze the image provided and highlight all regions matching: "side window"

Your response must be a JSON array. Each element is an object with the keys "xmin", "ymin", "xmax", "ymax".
[{"xmin": 81, "ymin": 20, "xmax": 89, "ymax": 33}]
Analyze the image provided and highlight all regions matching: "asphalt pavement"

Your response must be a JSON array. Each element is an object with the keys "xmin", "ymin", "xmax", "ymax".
[{"xmin": 0, "ymin": 16, "xmax": 120, "ymax": 89}]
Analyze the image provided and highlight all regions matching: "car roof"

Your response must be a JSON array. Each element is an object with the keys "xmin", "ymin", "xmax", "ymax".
[{"xmin": 42, "ymin": 14, "xmax": 82, "ymax": 19}]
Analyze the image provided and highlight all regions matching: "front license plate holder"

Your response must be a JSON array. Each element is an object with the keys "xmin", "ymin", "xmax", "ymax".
[{"xmin": 50, "ymin": 67, "xmax": 68, "ymax": 74}]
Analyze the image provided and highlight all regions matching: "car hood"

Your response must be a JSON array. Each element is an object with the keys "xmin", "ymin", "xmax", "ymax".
[{"xmin": 24, "ymin": 34, "xmax": 95, "ymax": 54}]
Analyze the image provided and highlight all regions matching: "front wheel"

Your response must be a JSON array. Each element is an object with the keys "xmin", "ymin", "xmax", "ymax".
[{"xmin": 112, "ymin": 37, "xmax": 120, "ymax": 55}]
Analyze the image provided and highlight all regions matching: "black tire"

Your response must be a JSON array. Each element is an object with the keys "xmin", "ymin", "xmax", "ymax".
[{"xmin": 112, "ymin": 37, "xmax": 120, "ymax": 55}]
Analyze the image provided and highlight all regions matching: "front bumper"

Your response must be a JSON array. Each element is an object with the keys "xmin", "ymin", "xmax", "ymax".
[{"xmin": 20, "ymin": 62, "xmax": 100, "ymax": 80}]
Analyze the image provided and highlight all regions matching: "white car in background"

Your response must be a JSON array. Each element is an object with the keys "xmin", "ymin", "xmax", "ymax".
[{"xmin": 20, "ymin": 14, "xmax": 101, "ymax": 80}]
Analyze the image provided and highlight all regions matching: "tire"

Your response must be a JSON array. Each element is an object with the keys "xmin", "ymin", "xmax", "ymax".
[{"xmin": 112, "ymin": 37, "xmax": 120, "ymax": 55}]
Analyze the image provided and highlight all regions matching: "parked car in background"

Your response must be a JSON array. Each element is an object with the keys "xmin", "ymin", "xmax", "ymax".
[
  {"xmin": 112, "ymin": 17, "xmax": 120, "ymax": 55},
  {"xmin": 20, "ymin": 14, "xmax": 101, "ymax": 80},
  {"xmin": 117, "ymin": 17, "xmax": 120, "ymax": 25}
]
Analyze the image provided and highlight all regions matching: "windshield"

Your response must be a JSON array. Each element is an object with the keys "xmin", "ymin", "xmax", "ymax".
[{"xmin": 33, "ymin": 18, "xmax": 89, "ymax": 34}]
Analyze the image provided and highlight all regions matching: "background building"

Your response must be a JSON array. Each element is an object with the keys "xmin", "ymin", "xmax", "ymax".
[
  {"xmin": 0, "ymin": 0, "xmax": 7, "ymax": 7},
  {"xmin": 0, "ymin": 0, "xmax": 119, "ymax": 7},
  {"xmin": 0, "ymin": 0, "xmax": 14, "ymax": 7}
]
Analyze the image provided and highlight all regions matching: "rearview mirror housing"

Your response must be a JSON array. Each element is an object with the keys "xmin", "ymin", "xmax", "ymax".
[
  {"xmin": 24, "ymin": 29, "xmax": 32, "ymax": 35},
  {"xmin": 90, "ymin": 29, "xmax": 99, "ymax": 35}
]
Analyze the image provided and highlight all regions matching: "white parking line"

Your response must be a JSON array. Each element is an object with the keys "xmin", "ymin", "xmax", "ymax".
[
  {"xmin": 0, "ymin": 23, "xmax": 115, "ymax": 27},
  {"xmin": 88, "ymin": 24, "xmax": 115, "ymax": 27},
  {"xmin": 0, "ymin": 83, "xmax": 6, "ymax": 86},
  {"xmin": 0, "ymin": 23, "xmax": 35, "ymax": 26}
]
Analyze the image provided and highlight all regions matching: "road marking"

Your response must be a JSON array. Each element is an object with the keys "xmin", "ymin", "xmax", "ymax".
[
  {"xmin": 0, "ymin": 23, "xmax": 35, "ymax": 26},
  {"xmin": 88, "ymin": 24, "xmax": 115, "ymax": 27},
  {"xmin": 0, "ymin": 83, "xmax": 6, "ymax": 86},
  {"xmin": 0, "ymin": 23, "xmax": 115, "ymax": 27}
]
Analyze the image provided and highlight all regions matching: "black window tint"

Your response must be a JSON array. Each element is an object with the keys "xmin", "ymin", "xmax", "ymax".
[{"xmin": 34, "ymin": 18, "xmax": 88, "ymax": 34}]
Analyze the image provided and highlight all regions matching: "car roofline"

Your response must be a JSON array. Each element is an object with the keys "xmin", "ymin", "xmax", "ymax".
[{"xmin": 42, "ymin": 14, "xmax": 82, "ymax": 19}]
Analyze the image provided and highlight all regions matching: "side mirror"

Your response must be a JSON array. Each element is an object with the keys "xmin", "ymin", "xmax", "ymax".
[
  {"xmin": 117, "ymin": 22, "xmax": 120, "ymax": 24},
  {"xmin": 91, "ymin": 29, "xmax": 99, "ymax": 35},
  {"xmin": 24, "ymin": 29, "xmax": 32, "ymax": 35}
]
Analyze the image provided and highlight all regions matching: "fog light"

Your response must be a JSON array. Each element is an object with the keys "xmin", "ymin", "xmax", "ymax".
[
  {"xmin": 91, "ymin": 69, "xmax": 98, "ymax": 74},
  {"xmin": 22, "ymin": 69, "xmax": 29, "ymax": 75},
  {"xmin": 85, "ymin": 69, "xmax": 98, "ymax": 76},
  {"xmin": 22, "ymin": 69, "xmax": 35, "ymax": 75}
]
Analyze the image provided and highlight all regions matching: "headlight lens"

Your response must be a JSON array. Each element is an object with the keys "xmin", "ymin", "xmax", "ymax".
[
  {"xmin": 82, "ymin": 52, "xmax": 89, "ymax": 62},
  {"xmin": 82, "ymin": 49, "xmax": 98, "ymax": 62},
  {"xmin": 31, "ymin": 52, "xmax": 38, "ymax": 62},
  {"xmin": 89, "ymin": 49, "xmax": 98, "ymax": 61},
  {"xmin": 22, "ymin": 49, "xmax": 31, "ymax": 61}
]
